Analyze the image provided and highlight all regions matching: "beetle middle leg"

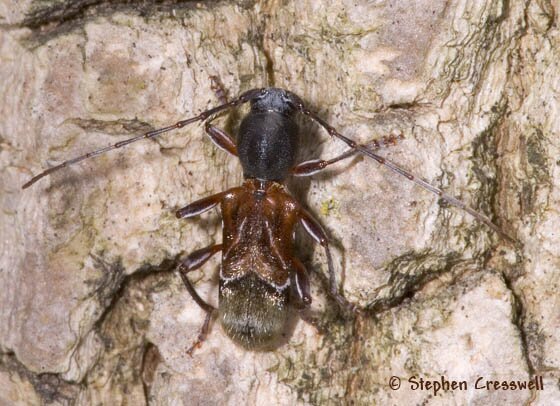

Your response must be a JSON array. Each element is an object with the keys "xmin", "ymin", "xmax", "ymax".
[
  {"xmin": 177, "ymin": 244, "xmax": 222, "ymax": 355},
  {"xmin": 176, "ymin": 190, "xmax": 228, "ymax": 219}
]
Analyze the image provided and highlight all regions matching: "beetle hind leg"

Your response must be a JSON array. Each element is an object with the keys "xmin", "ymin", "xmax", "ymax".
[
  {"xmin": 185, "ymin": 309, "xmax": 215, "ymax": 356},
  {"xmin": 177, "ymin": 244, "xmax": 222, "ymax": 355},
  {"xmin": 297, "ymin": 208, "xmax": 361, "ymax": 317},
  {"xmin": 291, "ymin": 258, "xmax": 312, "ymax": 309}
]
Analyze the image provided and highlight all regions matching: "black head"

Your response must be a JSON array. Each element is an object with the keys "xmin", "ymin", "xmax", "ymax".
[{"xmin": 249, "ymin": 88, "xmax": 303, "ymax": 116}]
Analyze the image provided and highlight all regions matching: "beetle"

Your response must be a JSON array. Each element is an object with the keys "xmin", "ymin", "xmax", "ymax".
[{"xmin": 22, "ymin": 86, "xmax": 514, "ymax": 352}]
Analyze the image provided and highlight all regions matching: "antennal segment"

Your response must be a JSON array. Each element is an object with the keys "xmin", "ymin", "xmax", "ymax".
[{"xmin": 22, "ymin": 88, "xmax": 263, "ymax": 189}]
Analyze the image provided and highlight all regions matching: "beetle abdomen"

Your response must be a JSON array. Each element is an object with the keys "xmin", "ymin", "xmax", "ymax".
[{"xmin": 219, "ymin": 273, "xmax": 289, "ymax": 350}]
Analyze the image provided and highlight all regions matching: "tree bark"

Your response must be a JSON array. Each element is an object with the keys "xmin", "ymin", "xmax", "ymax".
[{"xmin": 0, "ymin": 0, "xmax": 558, "ymax": 404}]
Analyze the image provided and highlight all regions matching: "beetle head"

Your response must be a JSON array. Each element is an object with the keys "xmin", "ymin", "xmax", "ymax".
[{"xmin": 250, "ymin": 88, "xmax": 303, "ymax": 116}]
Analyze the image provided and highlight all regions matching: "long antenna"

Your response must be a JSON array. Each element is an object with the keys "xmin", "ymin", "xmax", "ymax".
[
  {"xmin": 22, "ymin": 89, "xmax": 263, "ymax": 189},
  {"xmin": 298, "ymin": 106, "xmax": 515, "ymax": 243}
]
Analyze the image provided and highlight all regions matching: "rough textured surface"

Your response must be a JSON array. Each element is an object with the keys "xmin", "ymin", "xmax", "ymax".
[{"xmin": 0, "ymin": 0, "xmax": 558, "ymax": 404}]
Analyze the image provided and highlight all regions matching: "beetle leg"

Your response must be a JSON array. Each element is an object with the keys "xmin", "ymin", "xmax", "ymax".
[
  {"xmin": 298, "ymin": 209, "xmax": 359, "ymax": 315},
  {"xmin": 177, "ymin": 244, "xmax": 222, "ymax": 355},
  {"xmin": 291, "ymin": 258, "xmax": 312, "ymax": 308},
  {"xmin": 176, "ymin": 191, "xmax": 226, "ymax": 219},
  {"xmin": 205, "ymin": 122, "xmax": 238, "ymax": 156},
  {"xmin": 178, "ymin": 244, "xmax": 222, "ymax": 312},
  {"xmin": 292, "ymin": 134, "xmax": 402, "ymax": 176},
  {"xmin": 177, "ymin": 186, "xmax": 243, "ymax": 219},
  {"xmin": 205, "ymin": 76, "xmax": 237, "ymax": 155},
  {"xmin": 210, "ymin": 75, "xmax": 228, "ymax": 104},
  {"xmin": 292, "ymin": 150, "xmax": 356, "ymax": 176},
  {"xmin": 298, "ymin": 104, "xmax": 516, "ymax": 242},
  {"xmin": 186, "ymin": 311, "xmax": 214, "ymax": 356}
]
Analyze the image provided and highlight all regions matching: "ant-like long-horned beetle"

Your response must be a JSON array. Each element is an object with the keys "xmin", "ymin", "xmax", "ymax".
[{"xmin": 23, "ymin": 86, "xmax": 514, "ymax": 352}]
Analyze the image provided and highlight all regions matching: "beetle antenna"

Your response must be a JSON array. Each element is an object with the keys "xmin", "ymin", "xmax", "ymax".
[
  {"xmin": 298, "ymin": 106, "xmax": 516, "ymax": 244},
  {"xmin": 22, "ymin": 88, "xmax": 264, "ymax": 189}
]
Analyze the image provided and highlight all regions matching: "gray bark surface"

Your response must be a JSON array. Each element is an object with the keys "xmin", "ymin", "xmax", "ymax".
[{"xmin": 0, "ymin": 0, "xmax": 558, "ymax": 404}]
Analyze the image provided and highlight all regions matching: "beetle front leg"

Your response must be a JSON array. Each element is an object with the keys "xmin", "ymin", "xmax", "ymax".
[
  {"xmin": 177, "ymin": 244, "xmax": 222, "ymax": 356},
  {"xmin": 205, "ymin": 122, "xmax": 238, "ymax": 156}
]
